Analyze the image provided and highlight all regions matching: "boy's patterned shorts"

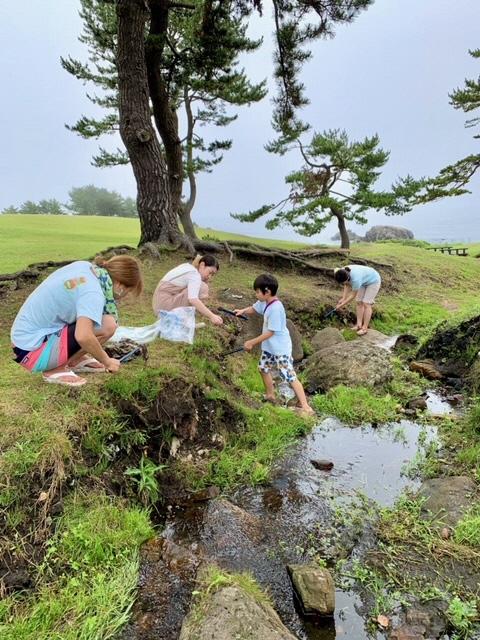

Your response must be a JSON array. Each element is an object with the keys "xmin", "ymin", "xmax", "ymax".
[{"xmin": 258, "ymin": 351, "xmax": 297, "ymax": 384}]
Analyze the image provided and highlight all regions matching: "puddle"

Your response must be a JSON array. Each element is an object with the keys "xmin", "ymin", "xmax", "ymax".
[
  {"xmin": 425, "ymin": 387, "xmax": 463, "ymax": 416},
  {"xmin": 281, "ymin": 418, "xmax": 438, "ymax": 507}
]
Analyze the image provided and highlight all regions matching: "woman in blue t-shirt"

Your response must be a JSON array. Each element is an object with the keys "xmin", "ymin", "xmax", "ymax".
[
  {"xmin": 11, "ymin": 255, "xmax": 144, "ymax": 387},
  {"xmin": 334, "ymin": 265, "xmax": 381, "ymax": 335}
]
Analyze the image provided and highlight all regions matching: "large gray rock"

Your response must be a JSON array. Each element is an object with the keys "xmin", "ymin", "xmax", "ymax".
[
  {"xmin": 364, "ymin": 225, "xmax": 414, "ymax": 242},
  {"xmin": 304, "ymin": 340, "xmax": 394, "ymax": 393},
  {"xmin": 331, "ymin": 229, "xmax": 364, "ymax": 243},
  {"xmin": 310, "ymin": 327, "xmax": 345, "ymax": 352},
  {"xmin": 179, "ymin": 584, "xmax": 297, "ymax": 640},
  {"xmin": 235, "ymin": 312, "xmax": 304, "ymax": 362}
]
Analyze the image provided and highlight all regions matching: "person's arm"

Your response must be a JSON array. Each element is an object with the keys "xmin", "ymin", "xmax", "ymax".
[
  {"xmin": 75, "ymin": 317, "xmax": 121, "ymax": 372},
  {"xmin": 234, "ymin": 306, "xmax": 255, "ymax": 316},
  {"xmin": 244, "ymin": 329, "xmax": 274, "ymax": 351},
  {"xmin": 336, "ymin": 284, "xmax": 356, "ymax": 309},
  {"xmin": 188, "ymin": 297, "xmax": 223, "ymax": 325}
]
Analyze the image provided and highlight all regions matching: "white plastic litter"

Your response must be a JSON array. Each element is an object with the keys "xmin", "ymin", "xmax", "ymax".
[
  {"xmin": 109, "ymin": 319, "xmax": 162, "ymax": 345},
  {"xmin": 157, "ymin": 307, "xmax": 196, "ymax": 344},
  {"xmin": 109, "ymin": 307, "xmax": 197, "ymax": 345}
]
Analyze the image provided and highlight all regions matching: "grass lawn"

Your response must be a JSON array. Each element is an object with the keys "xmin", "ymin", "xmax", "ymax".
[
  {"xmin": 0, "ymin": 215, "xmax": 313, "ymax": 273},
  {"xmin": 2, "ymin": 216, "xmax": 480, "ymax": 638}
]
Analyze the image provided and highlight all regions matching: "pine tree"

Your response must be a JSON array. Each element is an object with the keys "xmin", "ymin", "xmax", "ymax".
[
  {"xmin": 414, "ymin": 48, "xmax": 480, "ymax": 203},
  {"xmin": 232, "ymin": 129, "xmax": 422, "ymax": 249},
  {"xmin": 65, "ymin": 0, "xmax": 374, "ymax": 246}
]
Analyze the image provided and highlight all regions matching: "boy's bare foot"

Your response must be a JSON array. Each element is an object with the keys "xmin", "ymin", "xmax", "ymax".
[
  {"xmin": 295, "ymin": 406, "xmax": 315, "ymax": 417},
  {"xmin": 262, "ymin": 394, "xmax": 280, "ymax": 405}
]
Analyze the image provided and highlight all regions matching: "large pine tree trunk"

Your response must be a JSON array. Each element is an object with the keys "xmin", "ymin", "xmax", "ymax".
[
  {"xmin": 335, "ymin": 213, "xmax": 350, "ymax": 250},
  {"xmin": 116, "ymin": 0, "xmax": 187, "ymax": 247},
  {"xmin": 146, "ymin": 2, "xmax": 198, "ymax": 241}
]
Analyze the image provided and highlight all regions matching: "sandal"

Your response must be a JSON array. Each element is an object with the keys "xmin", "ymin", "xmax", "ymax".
[
  {"xmin": 70, "ymin": 357, "xmax": 106, "ymax": 373},
  {"xmin": 42, "ymin": 371, "xmax": 87, "ymax": 387},
  {"xmin": 351, "ymin": 325, "xmax": 362, "ymax": 331},
  {"xmin": 357, "ymin": 328, "xmax": 368, "ymax": 336}
]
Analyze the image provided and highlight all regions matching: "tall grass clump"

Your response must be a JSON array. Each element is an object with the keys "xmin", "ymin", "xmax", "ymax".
[
  {"xmin": 311, "ymin": 386, "xmax": 399, "ymax": 425},
  {"xmin": 0, "ymin": 495, "xmax": 154, "ymax": 640}
]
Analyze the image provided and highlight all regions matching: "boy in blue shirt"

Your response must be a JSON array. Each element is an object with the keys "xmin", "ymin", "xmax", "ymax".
[{"xmin": 234, "ymin": 274, "xmax": 314, "ymax": 415}]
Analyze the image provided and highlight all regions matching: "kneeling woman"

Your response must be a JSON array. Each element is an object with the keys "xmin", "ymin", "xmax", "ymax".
[
  {"xmin": 334, "ymin": 265, "xmax": 381, "ymax": 335},
  {"xmin": 11, "ymin": 255, "xmax": 144, "ymax": 387},
  {"xmin": 152, "ymin": 254, "xmax": 223, "ymax": 326}
]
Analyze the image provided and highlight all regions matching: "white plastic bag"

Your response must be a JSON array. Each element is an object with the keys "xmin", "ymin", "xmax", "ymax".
[
  {"xmin": 109, "ymin": 320, "xmax": 162, "ymax": 345},
  {"xmin": 157, "ymin": 307, "xmax": 196, "ymax": 344}
]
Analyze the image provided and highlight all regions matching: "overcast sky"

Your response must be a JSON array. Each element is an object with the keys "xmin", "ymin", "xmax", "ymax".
[{"xmin": 0, "ymin": 0, "xmax": 479, "ymax": 244}]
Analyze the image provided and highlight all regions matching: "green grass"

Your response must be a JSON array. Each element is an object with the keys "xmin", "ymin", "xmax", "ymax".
[
  {"xmin": 183, "ymin": 403, "xmax": 313, "ymax": 489},
  {"xmin": 0, "ymin": 495, "xmax": 153, "ymax": 640},
  {"xmin": 311, "ymin": 385, "xmax": 400, "ymax": 425},
  {"xmin": 0, "ymin": 215, "xmax": 312, "ymax": 273},
  {"xmin": 4, "ymin": 216, "xmax": 480, "ymax": 638}
]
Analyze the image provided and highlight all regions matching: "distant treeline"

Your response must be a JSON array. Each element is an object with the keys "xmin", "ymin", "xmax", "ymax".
[{"xmin": 1, "ymin": 185, "xmax": 138, "ymax": 218}]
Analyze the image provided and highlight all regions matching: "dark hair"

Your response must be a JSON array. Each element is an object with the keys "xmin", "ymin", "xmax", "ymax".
[
  {"xmin": 192, "ymin": 254, "xmax": 219, "ymax": 271},
  {"xmin": 333, "ymin": 267, "xmax": 351, "ymax": 284},
  {"xmin": 253, "ymin": 273, "xmax": 278, "ymax": 295}
]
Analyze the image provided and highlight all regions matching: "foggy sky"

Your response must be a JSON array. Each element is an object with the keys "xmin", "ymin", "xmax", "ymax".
[{"xmin": 0, "ymin": 0, "xmax": 479, "ymax": 244}]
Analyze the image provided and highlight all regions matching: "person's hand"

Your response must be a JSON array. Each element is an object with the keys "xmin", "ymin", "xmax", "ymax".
[
  {"xmin": 243, "ymin": 340, "xmax": 255, "ymax": 352},
  {"xmin": 234, "ymin": 309, "xmax": 245, "ymax": 316},
  {"xmin": 105, "ymin": 357, "xmax": 121, "ymax": 373},
  {"xmin": 210, "ymin": 314, "xmax": 224, "ymax": 326}
]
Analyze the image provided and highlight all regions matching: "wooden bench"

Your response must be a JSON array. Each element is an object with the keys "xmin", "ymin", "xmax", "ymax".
[
  {"xmin": 426, "ymin": 246, "xmax": 453, "ymax": 253},
  {"xmin": 426, "ymin": 246, "xmax": 468, "ymax": 256}
]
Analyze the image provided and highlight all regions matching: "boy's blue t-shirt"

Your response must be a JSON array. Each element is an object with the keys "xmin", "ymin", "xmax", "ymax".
[
  {"xmin": 253, "ymin": 299, "xmax": 292, "ymax": 357},
  {"xmin": 11, "ymin": 261, "xmax": 106, "ymax": 351},
  {"xmin": 347, "ymin": 265, "xmax": 381, "ymax": 290}
]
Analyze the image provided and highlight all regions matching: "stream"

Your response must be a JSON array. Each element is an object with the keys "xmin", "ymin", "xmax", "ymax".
[
  {"xmin": 118, "ymin": 385, "xmax": 460, "ymax": 640},
  {"xmin": 165, "ymin": 418, "xmax": 441, "ymax": 639}
]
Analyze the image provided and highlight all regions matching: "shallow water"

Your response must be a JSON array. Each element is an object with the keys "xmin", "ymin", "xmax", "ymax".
[
  {"xmin": 229, "ymin": 419, "xmax": 439, "ymax": 639},
  {"xmin": 134, "ymin": 389, "xmax": 460, "ymax": 640},
  {"xmin": 162, "ymin": 407, "xmax": 453, "ymax": 639}
]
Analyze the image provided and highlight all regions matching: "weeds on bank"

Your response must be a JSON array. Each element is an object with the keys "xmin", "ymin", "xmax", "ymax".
[
  {"xmin": 186, "ymin": 404, "xmax": 312, "ymax": 489},
  {"xmin": 0, "ymin": 495, "xmax": 154, "ymax": 640},
  {"xmin": 341, "ymin": 559, "xmax": 410, "ymax": 622},
  {"xmin": 125, "ymin": 455, "xmax": 166, "ymax": 506},
  {"xmin": 377, "ymin": 493, "xmax": 480, "ymax": 576},
  {"xmin": 341, "ymin": 493, "xmax": 480, "ymax": 634},
  {"xmin": 447, "ymin": 596, "xmax": 478, "ymax": 639},
  {"xmin": 310, "ymin": 385, "xmax": 399, "ymax": 425}
]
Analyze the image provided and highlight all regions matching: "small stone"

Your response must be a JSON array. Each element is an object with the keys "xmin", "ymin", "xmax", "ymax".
[{"xmin": 311, "ymin": 459, "xmax": 334, "ymax": 471}]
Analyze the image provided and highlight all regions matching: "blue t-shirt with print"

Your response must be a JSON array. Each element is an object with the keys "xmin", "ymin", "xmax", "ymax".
[
  {"xmin": 11, "ymin": 261, "xmax": 106, "ymax": 351},
  {"xmin": 253, "ymin": 298, "xmax": 292, "ymax": 357},
  {"xmin": 347, "ymin": 265, "xmax": 380, "ymax": 291}
]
